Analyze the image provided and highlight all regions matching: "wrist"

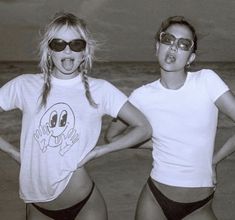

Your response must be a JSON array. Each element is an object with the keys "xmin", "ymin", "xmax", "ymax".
[
  {"xmin": 212, "ymin": 154, "xmax": 219, "ymax": 165},
  {"xmin": 95, "ymin": 146, "xmax": 105, "ymax": 158}
]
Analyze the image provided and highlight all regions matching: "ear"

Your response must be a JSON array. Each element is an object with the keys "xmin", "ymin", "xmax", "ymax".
[
  {"xmin": 187, "ymin": 52, "xmax": 196, "ymax": 65},
  {"xmin": 155, "ymin": 42, "xmax": 160, "ymax": 56}
]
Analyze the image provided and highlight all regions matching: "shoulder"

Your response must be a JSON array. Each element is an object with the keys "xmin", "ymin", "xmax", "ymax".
[
  {"xmin": 88, "ymin": 77, "xmax": 119, "ymax": 90},
  {"xmin": 130, "ymin": 80, "xmax": 159, "ymax": 98},
  {"xmin": 14, "ymin": 73, "xmax": 43, "ymax": 83},
  {"xmin": 2, "ymin": 73, "xmax": 43, "ymax": 88},
  {"xmin": 187, "ymin": 69, "xmax": 224, "ymax": 86},
  {"xmin": 189, "ymin": 69, "xmax": 218, "ymax": 80},
  {"xmin": 189, "ymin": 69, "xmax": 229, "ymax": 101},
  {"xmin": 88, "ymin": 76, "xmax": 107, "ymax": 85}
]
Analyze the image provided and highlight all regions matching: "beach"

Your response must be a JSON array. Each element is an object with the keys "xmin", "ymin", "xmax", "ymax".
[{"xmin": 0, "ymin": 61, "xmax": 234, "ymax": 220}]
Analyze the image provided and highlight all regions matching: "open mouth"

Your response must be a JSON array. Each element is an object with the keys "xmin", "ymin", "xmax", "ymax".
[
  {"xmin": 61, "ymin": 58, "xmax": 75, "ymax": 71},
  {"xmin": 165, "ymin": 54, "xmax": 176, "ymax": 64}
]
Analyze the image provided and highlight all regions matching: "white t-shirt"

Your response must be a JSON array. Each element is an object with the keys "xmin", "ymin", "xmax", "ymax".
[
  {"xmin": 129, "ymin": 69, "xmax": 229, "ymax": 187},
  {"xmin": 0, "ymin": 73, "xmax": 128, "ymax": 202}
]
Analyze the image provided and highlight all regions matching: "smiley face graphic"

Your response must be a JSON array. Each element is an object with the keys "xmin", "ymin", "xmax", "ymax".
[{"xmin": 34, "ymin": 103, "xmax": 79, "ymax": 155}]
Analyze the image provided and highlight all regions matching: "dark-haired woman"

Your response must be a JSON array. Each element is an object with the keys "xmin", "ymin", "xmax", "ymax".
[{"xmin": 106, "ymin": 16, "xmax": 235, "ymax": 220}]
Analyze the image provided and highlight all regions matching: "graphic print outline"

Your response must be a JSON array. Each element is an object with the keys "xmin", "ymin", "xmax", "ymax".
[{"xmin": 34, "ymin": 102, "xmax": 79, "ymax": 156}]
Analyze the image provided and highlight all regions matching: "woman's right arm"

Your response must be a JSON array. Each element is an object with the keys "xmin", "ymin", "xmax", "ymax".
[
  {"xmin": 0, "ymin": 107, "xmax": 20, "ymax": 164},
  {"xmin": 105, "ymin": 118, "xmax": 128, "ymax": 143},
  {"xmin": 105, "ymin": 116, "xmax": 152, "ymax": 149}
]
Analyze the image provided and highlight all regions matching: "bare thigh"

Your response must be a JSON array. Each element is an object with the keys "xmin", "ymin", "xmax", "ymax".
[
  {"xmin": 183, "ymin": 200, "xmax": 217, "ymax": 220},
  {"xmin": 135, "ymin": 184, "xmax": 166, "ymax": 220},
  {"xmin": 27, "ymin": 204, "xmax": 50, "ymax": 220},
  {"xmin": 76, "ymin": 184, "xmax": 108, "ymax": 220},
  {"xmin": 27, "ymin": 185, "xmax": 107, "ymax": 220},
  {"xmin": 135, "ymin": 182, "xmax": 217, "ymax": 220}
]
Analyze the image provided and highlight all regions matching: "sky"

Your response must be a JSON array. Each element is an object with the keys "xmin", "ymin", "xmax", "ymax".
[{"xmin": 0, "ymin": 0, "xmax": 235, "ymax": 62}]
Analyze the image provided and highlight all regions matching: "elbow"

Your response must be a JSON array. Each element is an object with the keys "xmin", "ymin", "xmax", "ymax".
[
  {"xmin": 140, "ymin": 122, "xmax": 152, "ymax": 141},
  {"xmin": 146, "ymin": 124, "xmax": 153, "ymax": 140},
  {"xmin": 105, "ymin": 129, "xmax": 119, "ymax": 143},
  {"xmin": 105, "ymin": 133, "xmax": 113, "ymax": 143}
]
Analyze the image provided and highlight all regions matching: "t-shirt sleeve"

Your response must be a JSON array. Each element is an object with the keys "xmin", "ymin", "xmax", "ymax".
[
  {"xmin": 203, "ymin": 69, "xmax": 229, "ymax": 102},
  {"xmin": 128, "ymin": 88, "xmax": 144, "ymax": 111},
  {"xmin": 0, "ymin": 76, "xmax": 23, "ymax": 111},
  {"xmin": 101, "ymin": 81, "xmax": 128, "ymax": 117}
]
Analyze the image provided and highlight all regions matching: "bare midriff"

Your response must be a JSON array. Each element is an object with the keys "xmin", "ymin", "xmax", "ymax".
[{"xmin": 34, "ymin": 167, "xmax": 93, "ymax": 210}]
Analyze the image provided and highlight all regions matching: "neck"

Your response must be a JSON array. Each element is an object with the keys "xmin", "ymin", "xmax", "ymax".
[
  {"xmin": 52, "ymin": 70, "xmax": 80, "ymax": 80},
  {"xmin": 160, "ymin": 69, "xmax": 187, "ymax": 90}
]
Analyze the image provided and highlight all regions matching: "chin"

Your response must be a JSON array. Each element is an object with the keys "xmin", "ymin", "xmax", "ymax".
[
  {"xmin": 61, "ymin": 68, "xmax": 78, "ymax": 75},
  {"xmin": 160, "ymin": 62, "xmax": 185, "ymax": 72},
  {"xmin": 160, "ymin": 64, "xmax": 175, "ymax": 72},
  {"xmin": 63, "ymin": 71, "xmax": 75, "ymax": 75}
]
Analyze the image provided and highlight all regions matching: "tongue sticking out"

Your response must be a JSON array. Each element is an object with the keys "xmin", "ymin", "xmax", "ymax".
[
  {"xmin": 62, "ymin": 58, "xmax": 74, "ymax": 71},
  {"xmin": 165, "ymin": 54, "xmax": 176, "ymax": 64}
]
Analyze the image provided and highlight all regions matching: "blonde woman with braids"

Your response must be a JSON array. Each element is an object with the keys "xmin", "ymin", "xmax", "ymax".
[{"xmin": 0, "ymin": 12, "xmax": 152, "ymax": 220}]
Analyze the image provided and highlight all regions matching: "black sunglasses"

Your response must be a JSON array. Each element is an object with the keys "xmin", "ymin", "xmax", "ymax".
[
  {"xmin": 160, "ymin": 32, "xmax": 194, "ymax": 51},
  {"xmin": 48, "ymin": 38, "xmax": 86, "ymax": 52}
]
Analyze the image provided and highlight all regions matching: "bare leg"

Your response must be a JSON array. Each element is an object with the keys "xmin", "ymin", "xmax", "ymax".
[
  {"xmin": 183, "ymin": 200, "xmax": 217, "ymax": 220},
  {"xmin": 77, "ymin": 185, "xmax": 108, "ymax": 220},
  {"xmin": 27, "ymin": 204, "xmax": 51, "ymax": 220},
  {"xmin": 135, "ymin": 184, "xmax": 167, "ymax": 220}
]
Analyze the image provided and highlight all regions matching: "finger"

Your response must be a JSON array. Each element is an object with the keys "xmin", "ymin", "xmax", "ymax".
[
  {"xmin": 67, "ymin": 128, "xmax": 75, "ymax": 138},
  {"xmin": 72, "ymin": 134, "xmax": 79, "ymax": 143},
  {"xmin": 36, "ymin": 130, "xmax": 40, "ymax": 137},
  {"xmin": 38, "ymin": 127, "xmax": 42, "ymax": 136},
  {"xmin": 42, "ymin": 125, "xmax": 47, "ymax": 135},
  {"xmin": 46, "ymin": 123, "xmax": 53, "ymax": 135},
  {"xmin": 34, "ymin": 133, "xmax": 39, "ymax": 140},
  {"xmin": 213, "ymin": 177, "xmax": 217, "ymax": 185}
]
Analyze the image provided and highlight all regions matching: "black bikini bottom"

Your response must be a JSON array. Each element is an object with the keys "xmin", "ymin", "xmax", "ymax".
[
  {"xmin": 31, "ymin": 182, "xmax": 95, "ymax": 220},
  {"xmin": 147, "ymin": 177, "xmax": 214, "ymax": 220}
]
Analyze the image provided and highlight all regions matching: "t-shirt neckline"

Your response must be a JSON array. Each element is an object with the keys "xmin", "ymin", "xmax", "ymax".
[
  {"xmin": 158, "ymin": 72, "xmax": 191, "ymax": 92},
  {"xmin": 51, "ymin": 74, "xmax": 82, "ymax": 86}
]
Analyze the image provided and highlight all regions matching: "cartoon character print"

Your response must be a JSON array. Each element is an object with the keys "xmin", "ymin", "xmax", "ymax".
[{"xmin": 34, "ymin": 103, "xmax": 79, "ymax": 156}]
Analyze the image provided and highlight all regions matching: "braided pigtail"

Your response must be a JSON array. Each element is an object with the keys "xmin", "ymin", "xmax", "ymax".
[
  {"xmin": 40, "ymin": 54, "xmax": 53, "ymax": 107},
  {"xmin": 80, "ymin": 68, "xmax": 97, "ymax": 108}
]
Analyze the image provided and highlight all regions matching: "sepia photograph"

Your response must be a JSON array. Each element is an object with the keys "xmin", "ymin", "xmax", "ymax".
[{"xmin": 0, "ymin": 1, "xmax": 235, "ymax": 219}]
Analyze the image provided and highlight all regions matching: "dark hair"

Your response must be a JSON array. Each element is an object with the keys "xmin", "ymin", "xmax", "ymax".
[{"xmin": 155, "ymin": 16, "xmax": 197, "ymax": 53}]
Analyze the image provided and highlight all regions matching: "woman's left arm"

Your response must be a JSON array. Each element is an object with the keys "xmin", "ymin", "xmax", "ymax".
[
  {"xmin": 0, "ymin": 137, "xmax": 20, "ymax": 164},
  {"xmin": 78, "ymin": 101, "xmax": 152, "ymax": 166},
  {"xmin": 213, "ymin": 90, "xmax": 235, "ymax": 165}
]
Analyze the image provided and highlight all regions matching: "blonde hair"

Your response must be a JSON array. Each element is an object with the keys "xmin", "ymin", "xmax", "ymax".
[{"xmin": 39, "ymin": 12, "xmax": 97, "ymax": 107}]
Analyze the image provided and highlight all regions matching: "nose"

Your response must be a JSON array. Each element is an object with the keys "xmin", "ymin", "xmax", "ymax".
[
  {"xmin": 170, "ymin": 40, "xmax": 178, "ymax": 52},
  {"xmin": 64, "ymin": 45, "xmax": 72, "ymax": 54}
]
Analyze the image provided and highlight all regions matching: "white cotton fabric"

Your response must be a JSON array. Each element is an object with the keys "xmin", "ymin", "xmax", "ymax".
[
  {"xmin": 129, "ymin": 69, "xmax": 229, "ymax": 187},
  {"xmin": 0, "ymin": 73, "xmax": 127, "ymax": 202}
]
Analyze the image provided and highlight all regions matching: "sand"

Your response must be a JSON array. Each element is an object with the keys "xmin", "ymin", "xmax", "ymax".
[{"xmin": 0, "ymin": 61, "xmax": 234, "ymax": 220}]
